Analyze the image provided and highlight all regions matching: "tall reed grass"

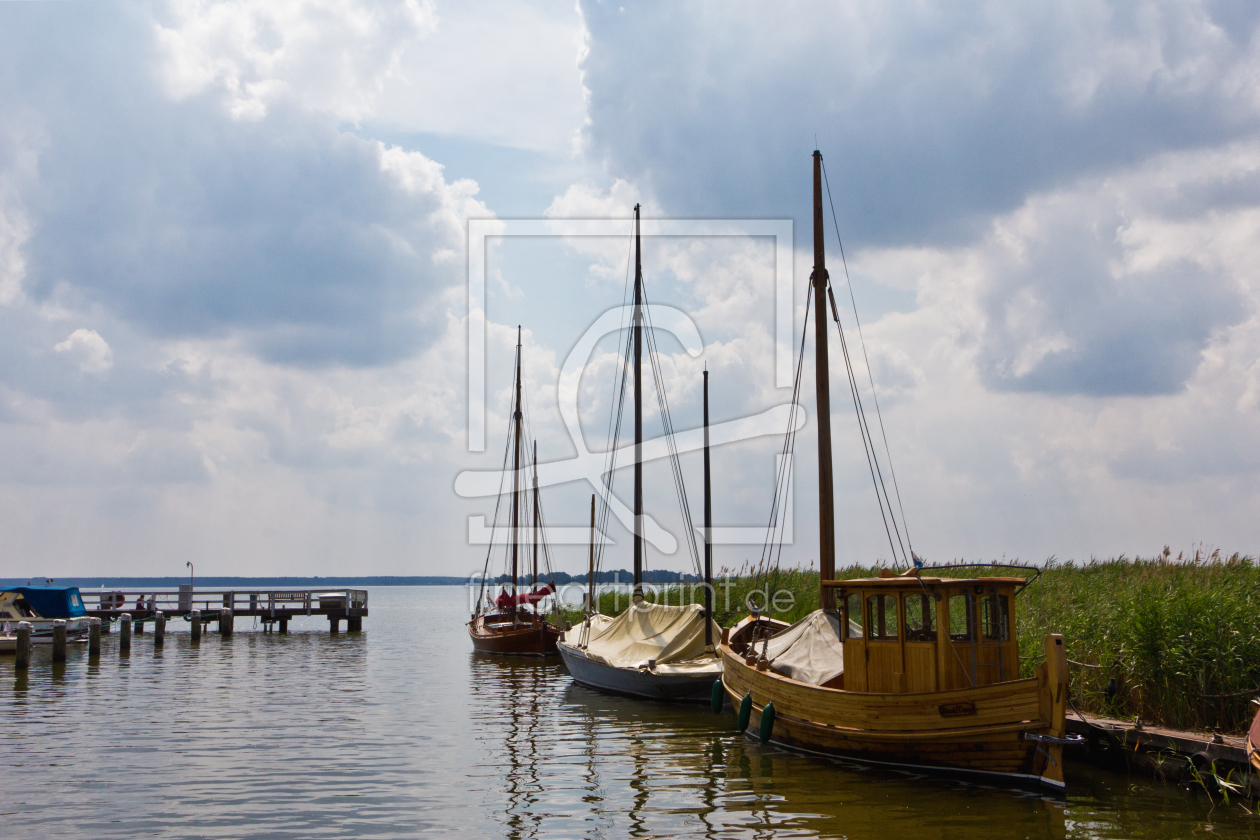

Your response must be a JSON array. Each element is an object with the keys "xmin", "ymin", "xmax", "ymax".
[{"xmin": 563, "ymin": 551, "xmax": 1260, "ymax": 733}]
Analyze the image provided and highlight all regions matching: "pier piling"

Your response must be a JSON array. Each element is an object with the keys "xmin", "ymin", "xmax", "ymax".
[
  {"xmin": 220, "ymin": 609, "xmax": 234, "ymax": 637},
  {"xmin": 52, "ymin": 619, "xmax": 68, "ymax": 662},
  {"xmin": 14, "ymin": 622, "xmax": 31, "ymax": 670},
  {"xmin": 190, "ymin": 610, "xmax": 201, "ymax": 642},
  {"xmin": 278, "ymin": 617, "xmax": 289, "ymax": 633},
  {"xmin": 329, "ymin": 616, "xmax": 340, "ymax": 634},
  {"xmin": 88, "ymin": 618, "xmax": 101, "ymax": 655},
  {"xmin": 119, "ymin": 613, "xmax": 132, "ymax": 651},
  {"xmin": 154, "ymin": 612, "xmax": 165, "ymax": 647}
]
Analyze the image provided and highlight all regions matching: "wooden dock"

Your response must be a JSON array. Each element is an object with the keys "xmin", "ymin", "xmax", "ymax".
[
  {"xmin": 1068, "ymin": 710, "xmax": 1257, "ymax": 791},
  {"xmin": 81, "ymin": 588, "xmax": 368, "ymax": 633}
]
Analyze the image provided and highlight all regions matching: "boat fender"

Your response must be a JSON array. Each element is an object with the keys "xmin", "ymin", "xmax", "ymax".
[
  {"xmin": 759, "ymin": 701, "xmax": 776, "ymax": 743},
  {"xmin": 737, "ymin": 692, "xmax": 752, "ymax": 732},
  {"xmin": 711, "ymin": 680, "xmax": 725, "ymax": 714}
]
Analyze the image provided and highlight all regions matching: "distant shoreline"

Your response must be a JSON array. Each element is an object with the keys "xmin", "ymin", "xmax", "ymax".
[{"xmin": 0, "ymin": 570, "xmax": 701, "ymax": 588}]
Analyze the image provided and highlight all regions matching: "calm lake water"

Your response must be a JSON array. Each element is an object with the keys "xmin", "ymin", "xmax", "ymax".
[{"xmin": 4, "ymin": 586, "xmax": 1257, "ymax": 839}]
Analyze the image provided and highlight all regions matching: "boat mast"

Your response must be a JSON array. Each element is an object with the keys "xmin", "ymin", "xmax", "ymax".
[
  {"xmin": 511, "ymin": 327, "xmax": 523, "ymax": 617},
  {"xmin": 531, "ymin": 440, "xmax": 539, "ymax": 592},
  {"xmin": 632, "ymin": 204, "xmax": 644, "ymax": 603},
  {"xmin": 703, "ymin": 367, "xmax": 713, "ymax": 650},
  {"xmin": 812, "ymin": 151, "xmax": 837, "ymax": 610},
  {"xmin": 587, "ymin": 494, "xmax": 596, "ymax": 613}
]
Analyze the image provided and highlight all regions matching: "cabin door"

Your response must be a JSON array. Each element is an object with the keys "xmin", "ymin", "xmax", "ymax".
[{"xmin": 865, "ymin": 593, "xmax": 903, "ymax": 693}]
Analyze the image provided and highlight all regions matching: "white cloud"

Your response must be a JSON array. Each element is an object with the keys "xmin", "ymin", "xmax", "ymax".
[
  {"xmin": 54, "ymin": 329, "xmax": 114, "ymax": 373},
  {"xmin": 154, "ymin": 0, "xmax": 438, "ymax": 121}
]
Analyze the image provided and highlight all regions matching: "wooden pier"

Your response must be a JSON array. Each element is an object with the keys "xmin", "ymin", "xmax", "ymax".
[
  {"xmin": 81, "ymin": 588, "xmax": 368, "ymax": 633},
  {"xmin": 1068, "ymin": 710, "xmax": 1258, "ymax": 792}
]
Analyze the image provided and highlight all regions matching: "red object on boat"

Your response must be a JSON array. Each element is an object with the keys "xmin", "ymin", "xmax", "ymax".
[{"xmin": 496, "ymin": 584, "xmax": 556, "ymax": 609}]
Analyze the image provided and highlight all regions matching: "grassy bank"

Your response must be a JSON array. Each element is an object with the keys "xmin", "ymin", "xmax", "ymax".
[{"xmin": 562, "ymin": 553, "xmax": 1260, "ymax": 733}]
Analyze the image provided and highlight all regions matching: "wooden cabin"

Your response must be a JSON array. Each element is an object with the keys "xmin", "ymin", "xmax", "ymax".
[{"xmin": 830, "ymin": 573, "xmax": 1025, "ymax": 694}]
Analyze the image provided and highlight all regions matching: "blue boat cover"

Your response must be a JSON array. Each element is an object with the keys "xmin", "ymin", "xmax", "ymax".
[{"xmin": 1, "ymin": 587, "xmax": 87, "ymax": 618}]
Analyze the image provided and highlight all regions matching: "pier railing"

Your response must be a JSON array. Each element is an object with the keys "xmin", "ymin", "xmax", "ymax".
[{"xmin": 80, "ymin": 589, "xmax": 368, "ymax": 620}]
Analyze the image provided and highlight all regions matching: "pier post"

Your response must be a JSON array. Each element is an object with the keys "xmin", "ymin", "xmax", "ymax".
[
  {"xmin": 52, "ymin": 619, "xmax": 68, "ymax": 661},
  {"xmin": 347, "ymin": 617, "xmax": 362, "ymax": 632},
  {"xmin": 14, "ymin": 622, "xmax": 31, "ymax": 669},
  {"xmin": 190, "ymin": 610, "xmax": 201, "ymax": 642},
  {"xmin": 89, "ymin": 618, "xmax": 101, "ymax": 655},
  {"xmin": 329, "ymin": 616, "xmax": 340, "ymax": 634},
  {"xmin": 220, "ymin": 609, "xmax": 234, "ymax": 637},
  {"xmin": 119, "ymin": 614, "xmax": 132, "ymax": 651},
  {"xmin": 278, "ymin": 617, "xmax": 288, "ymax": 634},
  {"xmin": 154, "ymin": 612, "xmax": 166, "ymax": 647}
]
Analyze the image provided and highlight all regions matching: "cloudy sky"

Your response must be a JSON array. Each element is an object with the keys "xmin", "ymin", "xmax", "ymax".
[{"xmin": 1, "ymin": 0, "xmax": 1257, "ymax": 579}]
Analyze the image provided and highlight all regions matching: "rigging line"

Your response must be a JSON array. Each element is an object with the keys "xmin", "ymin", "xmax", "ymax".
[
  {"xmin": 757, "ymin": 282, "xmax": 813, "ymax": 608},
  {"xmin": 477, "ymin": 401, "xmax": 518, "ymax": 612},
  {"xmin": 593, "ymin": 328, "xmax": 633, "ymax": 582},
  {"xmin": 593, "ymin": 218, "xmax": 637, "ymax": 578},
  {"xmin": 640, "ymin": 296, "xmax": 703, "ymax": 577},
  {"xmin": 820, "ymin": 156, "xmax": 915, "ymax": 555},
  {"xmin": 484, "ymin": 345, "xmax": 526, "ymax": 600},
  {"xmin": 761, "ymin": 282, "xmax": 812, "ymax": 565},
  {"xmin": 832, "ymin": 307, "xmax": 907, "ymax": 566}
]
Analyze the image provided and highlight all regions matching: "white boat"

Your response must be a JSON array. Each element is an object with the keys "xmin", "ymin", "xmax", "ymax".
[{"xmin": 557, "ymin": 204, "xmax": 721, "ymax": 702}]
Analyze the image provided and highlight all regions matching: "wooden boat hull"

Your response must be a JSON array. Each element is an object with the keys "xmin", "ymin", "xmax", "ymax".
[
  {"xmin": 558, "ymin": 641, "xmax": 721, "ymax": 702},
  {"xmin": 468, "ymin": 613, "xmax": 561, "ymax": 656},
  {"xmin": 719, "ymin": 638, "xmax": 1067, "ymax": 790}
]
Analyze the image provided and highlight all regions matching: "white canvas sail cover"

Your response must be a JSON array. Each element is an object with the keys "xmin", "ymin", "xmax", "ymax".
[
  {"xmin": 565, "ymin": 603, "xmax": 721, "ymax": 674},
  {"xmin": 762, "ymin": 609, "xmax": 847, "ymax": 686}
]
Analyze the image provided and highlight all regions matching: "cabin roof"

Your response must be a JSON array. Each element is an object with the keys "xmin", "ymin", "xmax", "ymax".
[{"xmin": 827, "ymin": 575, "xmax": 1028, "ymax": 588}]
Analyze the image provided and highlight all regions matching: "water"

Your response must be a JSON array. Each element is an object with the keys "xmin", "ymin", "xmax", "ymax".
[{"xmin": 3, "ymin": 587, "xmax": 1257, "ymax": 839}]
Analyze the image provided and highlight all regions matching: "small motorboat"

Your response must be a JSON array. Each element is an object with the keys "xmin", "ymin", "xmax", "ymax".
[{"xmin": 0, "ymin": 586, "xmax": 93, "ymax": 648}]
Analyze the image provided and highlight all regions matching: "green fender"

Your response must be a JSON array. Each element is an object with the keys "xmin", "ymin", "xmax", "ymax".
[
  {"xmin": 759, "ymin": 701, "xmax": 776, "ymax": 744},
  {"xmin": 737, "ymin": 692, "xmax": 752, "ymax": 732},
  {"xmin": 711, "ymin": 680, "xmax": 725, "ymax": 714}
]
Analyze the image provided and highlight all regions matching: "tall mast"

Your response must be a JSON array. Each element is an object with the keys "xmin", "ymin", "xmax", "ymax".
[
  {"xmin": 703, "ymin": 367, "xmax": 713, "ymax": 649},
  {"xmin": 812, "ymin": 152, "xmax": 837, "ymax": 609},
  {"xmin": 587, "ymin": 494, "xmax": 596, "ymax": 613},
  {"xmin": 531, "ymin": 440, "xmax": 539, "ymax": 589},
  {"xmin": 632, "ymin": 204, "xmax": 644, "ymax": 603},
  {"xmin": 510, "ymin": 327, "xmax": 523, "ymax": 616}
]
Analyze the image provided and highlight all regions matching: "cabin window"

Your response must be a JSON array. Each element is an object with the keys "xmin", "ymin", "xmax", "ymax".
[
  {"xmin": 981, "ymin": 593, "xmax": 1010, "ymax": 641},
  {"xmin": 70, "ymin": 593, "xmax": 80, "ymax": 607},
  {"xmin": 948, "ymin": 593, "xmax": 973, "ymax": 641},
  {"xmin": 867, "ymin": 594, "xmax": 899, "ymax": 640},
  {"xmin": 904, "ymin": 593, "xmax": 935, "ymax": 641},
  {"xmin": 844, "ymin": 592, "xmax": 863, "ymax": 639}
]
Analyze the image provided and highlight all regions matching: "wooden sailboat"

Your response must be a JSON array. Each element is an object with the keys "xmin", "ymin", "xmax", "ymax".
[
  {"xmin": 718, "ymin": 151, "xmax": 1072, "ymax": 790},
  {"xmin": 557, "ymin": 205, "xmax": 721, "ymax": 701},
  {"xmin": 468, "ymin": 328, "xmax": 562, "ymax": 656}
]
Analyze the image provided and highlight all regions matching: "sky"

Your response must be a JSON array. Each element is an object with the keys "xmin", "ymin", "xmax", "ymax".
[{"xmin": 0, "ymin": 0, "xmax": 1257, "ymax": 579}]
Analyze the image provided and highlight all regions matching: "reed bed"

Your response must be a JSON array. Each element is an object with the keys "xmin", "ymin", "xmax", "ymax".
[{"xmin": 562, "ymin": 551, "xmax": 1260, "ymax": 733}]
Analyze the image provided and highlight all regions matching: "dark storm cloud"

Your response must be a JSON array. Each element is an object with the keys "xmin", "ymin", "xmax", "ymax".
[
  {"xmin": 579, "ymin": 1, "xmax": 1260, "ymax": 246},
  {"xmin": 578, "ymin": 1, "xmax": 1260, "ymax": 398},
  {"xmin": 0, "ymin": 2, "xmax": 463, "ymax": 369}
]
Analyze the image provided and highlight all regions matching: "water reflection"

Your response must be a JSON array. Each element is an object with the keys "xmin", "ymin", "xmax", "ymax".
[{"xmin": 0, "ymin": 588, "xmax": 1256, "ymax": 839}]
